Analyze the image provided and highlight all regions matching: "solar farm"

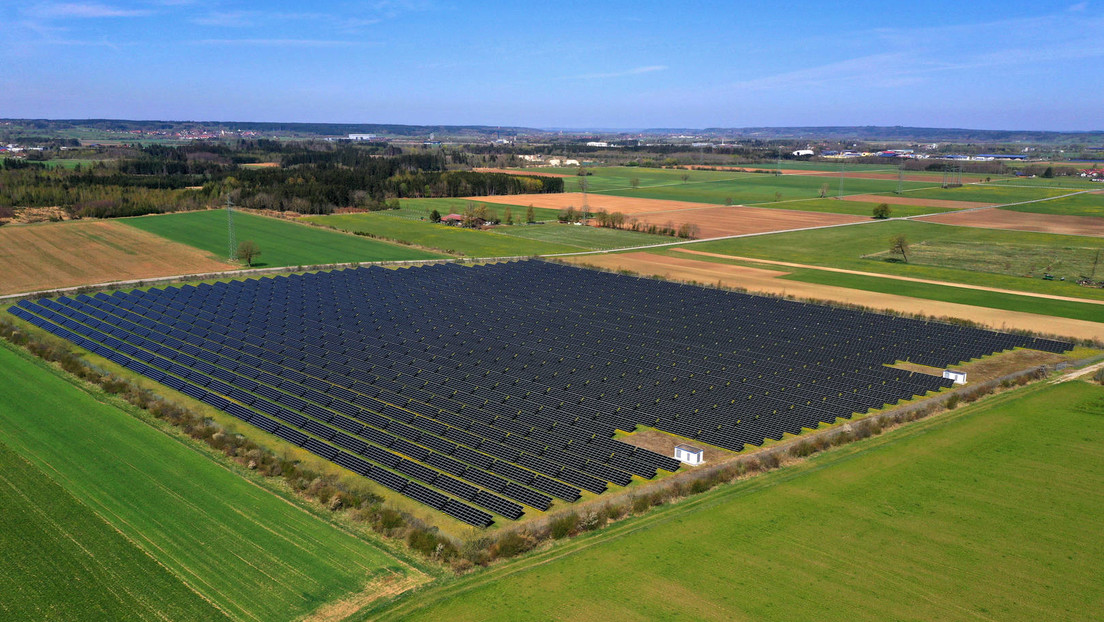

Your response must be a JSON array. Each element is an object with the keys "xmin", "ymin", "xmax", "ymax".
[{"xmin": 8, "ymin": 260, "xmax": 1072, "ymax": 527}]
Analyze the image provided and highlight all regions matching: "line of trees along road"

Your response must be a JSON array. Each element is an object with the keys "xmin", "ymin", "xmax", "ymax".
[{"xmin": 0, "ymin": 145, "xmax": 562, "ymax": 218}]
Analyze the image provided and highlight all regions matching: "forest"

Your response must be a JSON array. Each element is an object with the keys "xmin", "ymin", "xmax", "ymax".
[{"xmin": 0, "ymin": 143, "xmax": 562, "ymax": 218}]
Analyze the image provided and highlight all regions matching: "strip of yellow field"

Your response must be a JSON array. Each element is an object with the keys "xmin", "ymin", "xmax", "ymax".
[
  {"xmin": 672, "ymin": 248, "xmax": 1104, "ymax": 306},
  {"xmin": 562, "ymin": 252, "xmax": 1103, "ymax": 341}
]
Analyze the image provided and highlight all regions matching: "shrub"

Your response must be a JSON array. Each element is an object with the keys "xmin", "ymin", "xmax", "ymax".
[{"xmin": 550, "ymin": 513, "xmax": 579, "ymax": 539}]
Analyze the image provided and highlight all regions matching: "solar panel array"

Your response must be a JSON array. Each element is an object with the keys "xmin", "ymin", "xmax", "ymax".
[{"xmin": 8, "ymin": 260, "xmax": 1070, "ymax": 526}]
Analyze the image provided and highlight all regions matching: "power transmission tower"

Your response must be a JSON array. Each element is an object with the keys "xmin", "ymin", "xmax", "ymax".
[
  {"xmin": 896, "ymin": 166, "xmax": 904, "ymax": 194},
  {"xmin": 580, "ymin": 175, "xmax": 589, "ymax": 220},
  {"xmin": 837, "ymin": 161, "xmax": 846, "ymax": 198},
  {"xmin": 226, "ymin": 194, "xmax": 237, "ymax": 261}
]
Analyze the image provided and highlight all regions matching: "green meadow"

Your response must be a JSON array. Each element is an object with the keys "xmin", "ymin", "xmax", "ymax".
[
  {"xmin": 0, "ymin": 343, "xmax": 418, "ymax": 622},
  {"xmin": 123, "ymin": 209, "xmax": 443, "ymax": 267},
  {"xmin": 372, "ymin": 381, "xmax": 1104, "ymax": 621}
]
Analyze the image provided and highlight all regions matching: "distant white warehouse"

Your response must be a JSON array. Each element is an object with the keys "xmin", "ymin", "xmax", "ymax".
[{"xmin": 348, "ymin": 134, "xmax": 376, "ymax": 140}]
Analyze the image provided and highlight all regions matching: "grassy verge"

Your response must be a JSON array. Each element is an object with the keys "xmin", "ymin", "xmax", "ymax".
[
  {"xmin": 123, "ymin": 209, "xmax": 444, "ymax": 267},
  {"xmin": 369, "ymin": 380, "xmax": 1104, "ymax": 621}
]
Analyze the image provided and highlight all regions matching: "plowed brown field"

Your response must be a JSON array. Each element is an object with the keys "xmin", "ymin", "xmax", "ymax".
[
  {"xmin": 472, "ymin": 168, "xmax": 573, "ymax": 178},
  {"xmin": 841, "ymin": 194, "xmax": 993, "ymax": 209},
  {"xmin": 916, "ymin": 207, "xmax": 1104, "ymax": 237},
  {"xmin": 471, "ymin": 193, "xmax": 714, "ymax": 215},
  {"xmin": 0, "ymin": 220, "xmax": 236, "ymax": 295},
  {"xmin": 561, "ymin": 252, "xmax": 1103, "ymax": 341}
]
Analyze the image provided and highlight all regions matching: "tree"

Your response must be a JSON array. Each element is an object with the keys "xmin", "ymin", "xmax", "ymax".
[
  {"xmin": 429, "ymin": 208, "xmax": 441, "ymax": 223},
  {"xmin": 774, "ymin": 191, "xmax": 782, "ymax": 202},
  {"xmin": 1042, "ymin": 166, "xmax": 1054, "ymax": 178},
  {"xmin": 630, "ymin": 177, "xmax": 640, "ymax": 189},
  {"xmin": 890, "ymin": 234, "xmax": 909, "ymax": 263},
  {"xmin": 526, "ymin": 204, "xmax": 535, "ymax": 223},
  {"xmin": 504, "ymin": 206, "xmax": 513, "ymax": 225},
  {"xmin": 237, "ymin": 240, "xmax": 261, "ymax": 267},
  {"xmin": 872, "ymin": 203, "xmax": 891, "ymax": 219},
  {"xmin": 681, "ymin": 173, "xmax": 690, "ymax": 183},
  {"xmin": 819, "ymin": 183, "xmax": 829, "ymax": 198}
]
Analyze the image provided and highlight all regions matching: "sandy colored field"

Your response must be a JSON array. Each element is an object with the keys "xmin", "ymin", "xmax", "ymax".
[
  {"xmin": 0, "ymin": 220, "xmax": 236, "ymax": 295},
  {"xmin": 472, "ymin": 192, "xmax": 716, "ymax": 215},
  {"xmin": 841, "ymin": 194, "xmax": 994, "ymax": 209},
  {"xmin": 473, "ymin": 193, "xmax": 865, "ymax": 238},
  {"xmin": 627, "ymin": 205, "xmax": 865, "ymax": 238},
  {"xmin": 240, "ymin": 161, "xmax": 280, "ymax": 168},
  {"xmin": 673, "ymin": 248, "xmax": 1104, "ymax": 306},
  {"xmin": 562, "ymin": 252, "xmax": 1103, "ymax": 341},
  {"xmin": 917, "ymin": 207, "xmax": 1104, "ymax": 237},
  {"xmin": 472, "ymin": 168, "xmax": 573, "ymax": 178}
]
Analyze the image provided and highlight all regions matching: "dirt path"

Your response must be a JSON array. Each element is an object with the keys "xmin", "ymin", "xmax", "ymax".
[
  {"xmin": 916, "ymin": 207, "xmax": 1104, "ymax": 237},
  {"xmin": 1050, "ymin": 360, "xmax": 1104, "ymax": 384},
  {"xmin": 562, "ymin": 252, "xmax": 1104, "ymax": 341},
  {"xmin": 672, "ymin": 248, "xmax": 1104, "ymax": 306},
  {"xmin": 305, "ymin": 572, "xmax": 431, "ymax": 622}
]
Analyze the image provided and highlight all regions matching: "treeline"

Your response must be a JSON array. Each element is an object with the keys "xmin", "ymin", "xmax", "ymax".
[{"xmin": 0, "ymin": 144, "xmax": 561, "ymax": 218}]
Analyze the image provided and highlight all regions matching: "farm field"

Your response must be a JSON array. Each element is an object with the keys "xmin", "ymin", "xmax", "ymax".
[
  {"xmin": 0, "ymin": 343, "xmax": 421, "ymax": 621},
  {"xmin": 667, "ymin": 247, "xmax": 1104, "ymax": 324},
  {"xmin": 391, "ymin": 198, "xmax": 561, "ymax": 223},
  {"xmin": 683, "ymin": 220, "xmax": 1104, "ymax": 301},
  {"xmin": 917, "ymin": 207, "xmax": 1104, "ymax": 237},
  {"xmin": 0, "ymin": 219, "xmax": 236, "ymax": 296},
  {"xmin": 0, "ymin": 440, "xmax": 227, "ymax": 621},
  {"xmin": 563, "ymin": 252, "xmax": 1104, "ymax": 340},
  {"xmin": 373, "ymin": 381, "xmax": 1104, "ymax": 622},
  {"xmin": 742, "ymin": 197, "xmax": 954, "ymax": 217},
  {"xmin": 898, "ymin": 184, "xmax": 1073, "ymax": 205},
  {"xmin": 838, "ymin": 193, "xmax": 993, "ymax": 209},
  {"xmin": 493, "ymin": 222, "xmax": 678, "ymax": 250},
  {"xmin": 995, "ymin": 190, "xmax": 1104, "ymax": 217},
  {"xmin": 304, "ymin": 212, "xmax": 585, "ymax": 255},
  {"xmin": 123, "ymin": 209, "xmax": 444, "ymax": 267}
]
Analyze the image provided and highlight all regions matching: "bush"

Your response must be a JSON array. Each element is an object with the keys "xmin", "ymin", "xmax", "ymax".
[{"xmin": 550, "ymin": 513, "xmax": 579, "ymax": 539}]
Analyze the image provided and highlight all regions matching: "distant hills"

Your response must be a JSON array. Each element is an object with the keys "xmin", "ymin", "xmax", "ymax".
[{"xmin": 3, "ymin": 119, "xmax": 1102, "ymax": 144}]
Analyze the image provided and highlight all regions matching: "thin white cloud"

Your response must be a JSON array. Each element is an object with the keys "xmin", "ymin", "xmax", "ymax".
[
  {"xmin": 191, "ymin": 38, "xmax": 368, "ymax": 48},
  {"xmin": 33, "ymin": 2, "xmax": 151, "ymax": 18},
  {"xmin": 574, "ymin": 65, "xmax": 668, "ymax": 80}
]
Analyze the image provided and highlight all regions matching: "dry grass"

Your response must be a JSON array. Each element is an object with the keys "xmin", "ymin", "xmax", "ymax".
[{"xmin": 917, "ymin": 207, "xmax": 1104, "ymax": 237}]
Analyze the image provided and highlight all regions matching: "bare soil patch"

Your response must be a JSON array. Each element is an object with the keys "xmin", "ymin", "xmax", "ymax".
[
  {"xmin": 627, "ymin": 205, "xmax": 864, "ymax": 239},
  {"xmin": 0, "ymin": 220, "xmax": 236, "ymax": 295},
  {"xmin": 472, "ymin": 168, "xmax": 573, "ymax": 178},
  {"xmin": 305, "ymin": 572, "xmax": 429, "ymax": 622},
  {"xmin": 840, "ymin": 194, "xmax": 994, "ymax": 209},
  {"xmin": 889, "ymin": 348, "xmax": 1069, "ymax": 383},
  {"xmin": 916, "ymin": 207, "xmax": 1104, "ymax": 237},
  {"xmin": 561, "ymin": 252, "xmax": 1104, "ymax": 341},
  {"xmin": 616, "ymin": 427, "xmax": 736, "ymax": 464},
  {"xmin": 471, "ymin": 193, "xmax": 716, "ymax": 215},
  {"xmin": 240, "ymin": 162, "xmax": 280, "ymax": 168}
]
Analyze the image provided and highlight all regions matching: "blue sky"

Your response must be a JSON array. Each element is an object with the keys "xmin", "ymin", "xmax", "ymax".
[{"xmin": 1, "ymin": 1, "xmax": 1101, "ymax": 130}]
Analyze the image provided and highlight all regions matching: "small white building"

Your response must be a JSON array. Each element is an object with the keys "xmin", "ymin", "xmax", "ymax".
[
  {"xmin": 943, "ymin": 369, "xmax": 968, "ymax": 385},
  {"xmin": 674, "ymin": 444, "xmax": 704, "ymax": 466},
  {"xmin": 792, "ymin": 149, "xmax": 814, "ymax": 157},
  {"xmin": 348, "ymin": 134, "xmax": 375, "ymax": 140}
]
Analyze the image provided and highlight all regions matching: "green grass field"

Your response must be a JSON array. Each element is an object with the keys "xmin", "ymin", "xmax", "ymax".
[
  {"xmin": 755, "ymin": 197, "xmax": 954, "ymax": 217},
  {"xmin": 897, "ymin": 184, "xmax": 1073, "ymax": 205},
  {"xmin": 682, "ymin": 220, "xmax": 1104, "ymax": 301},
  {"xmin": 0, "ymin": 440, "xmax": 227, "ymax": 621},
  {"xmin": 0, "ymin": 343, "xmax": 418, "ymax": 621},
  {"xmin": 494, "ymin": 223, "xmax": 677, "ymax": 250},
  {"xmin": 372, "ymin": 381, "xmax": 1104, "ymax": 621},
  {"xmin": 397, "ymin": 198, "xmax": 562, "ymax": 222},
  {"xmin": 123, "ymin": 209, "xmax": 444, "ymax": 267},
  {"xmin": 304, "ymin": 213, "xmax": 586, "ymax": 256},
  {"xmin": 996, "ymin": 190, "xmax": 1104, "ymax": 217}
]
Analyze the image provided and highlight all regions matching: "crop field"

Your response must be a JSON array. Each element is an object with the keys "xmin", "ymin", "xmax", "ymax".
[
  {"xmin": 743, "ymin": 197, "xmax": 955, "ymax": 217},
  {"xmin": 304, "ymin": 213, "xmax": 584, "ymax": 255},
  {"xmin": 373, "ymin": 381, "xmax": 1104, "ymax": 621},
  {"xmin": 0, "ymin": 343, "xmax": 418, "ymax": 621},
  {"xmin": 123, "ymin": 209, "xmax": 443, "ymax": 267},
  {"xmin": 11, "ymin": 261, "xmax": 1072, "ymax": 528},
  {"xmin": 492, "ymin": 223, "xmax": 677, "ymax": 250},
  {"xmin": 838, "ymin": 193, "xmax": 994, "ymax": 209},
  {"xmin": 996, "ymin": 190, "xmax": 1104, "ymax": 217},
  {"xmin": 393, "ymin": 198, "xmax": 562, "ymax": 223},
  {"xmin": 565, "ymin": 252, "xmax": 1104, "ymax": 340},
  {"xmin": 899, "ymin": 184, "xmax": 1073, "ymax": 205},
  {"xmin": 684, "ymin": 220, "xmax": 1104, "ymax": 302},
  {"xmin": 0, "ymin": 220, "xmax": 237, "ymax": 296},
  {"xmin": 0, "ymin": 439, "xmax": 226, "ymax": 621},
  {"xmin": 917, "ymin": 208, "xmax": 1104, "ymax": 238}
]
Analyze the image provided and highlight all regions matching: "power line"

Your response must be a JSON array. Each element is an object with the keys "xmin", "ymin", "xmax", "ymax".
[{"xmin": 226, "ymin": 194, "xmax": 237, "ymax": 261}]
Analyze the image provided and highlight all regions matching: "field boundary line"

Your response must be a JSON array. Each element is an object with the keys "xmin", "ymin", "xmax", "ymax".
[{"xmin": 670, "ymin": 248, "xmax": 1104, "ymax": 306}]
